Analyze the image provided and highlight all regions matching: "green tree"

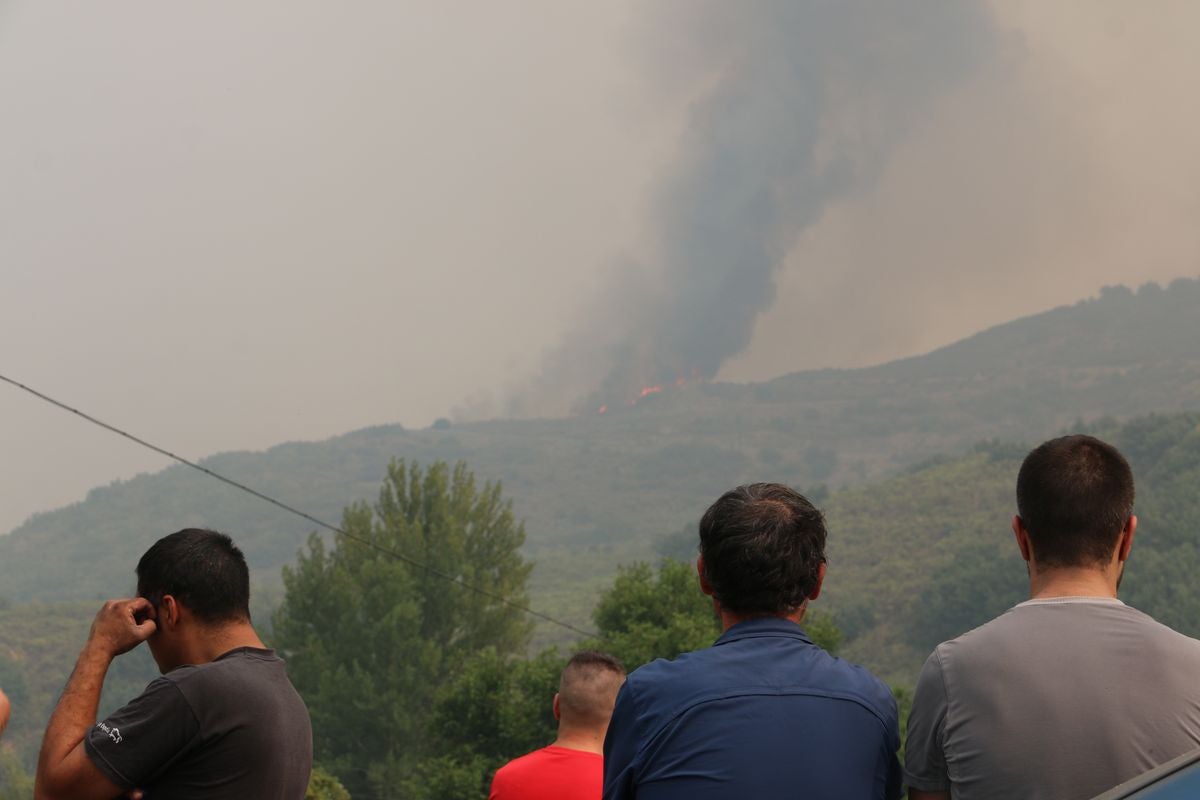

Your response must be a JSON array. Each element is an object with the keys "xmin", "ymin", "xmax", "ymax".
[
  {"xmin": 588, "ymin": 560, "xmax": 719, "ymax": 670},
  {"xmin": 0, "ymin": 748, "xmax": 34, "ymax": 800},
  {"xmin": 306, "ymin": 765, "xmax": 352, "ymax": 800},
  {"xmin": 426, "ymin": 647, "xmax": 561, "ymax": 767},
  {"xmin": 589, "ymin": 559, "xmax": 842, "ymax": 671},
  {"xmin": 404, "ymin": 647, "xmax": 563, "ymax": 800},
  {"xmin": 803, "ymin": 608, "xmax": 843, "ymax": 655},
  {"xmin": 274, "ymin": 460, "xmax": 532, "ymax": 799}
]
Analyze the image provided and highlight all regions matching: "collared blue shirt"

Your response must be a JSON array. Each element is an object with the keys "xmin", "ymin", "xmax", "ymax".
[{"xmin": 602, "ymin": 617, "xmax": 901, "ymax": 800}]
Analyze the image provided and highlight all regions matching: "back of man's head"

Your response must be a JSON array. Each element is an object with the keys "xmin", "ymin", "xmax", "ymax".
[
  {"xmin": 136, "ymin": 528, "xmax": 252, "ymax": 623},
  {"xmin": 1016, "ymin": 435, "xmax": 1135, "ymax": 567},
  {"xmin": 699, "ymin": 483, "xmax": 826, "ymax": 617},
  {"xmin": 557, "ymin": 651, "xmax": 625, "ymax": 731}
]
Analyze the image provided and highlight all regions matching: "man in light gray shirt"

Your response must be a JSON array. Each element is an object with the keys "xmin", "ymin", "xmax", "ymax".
[{"xmin": 906, "ymin": 435, "xmax": 1200, "ymax": 800}]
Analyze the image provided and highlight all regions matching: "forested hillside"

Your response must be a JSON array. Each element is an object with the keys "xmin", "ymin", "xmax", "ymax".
[
  {"xmin": 820, "ymin": 412, "xmax": 1200, "ymax": 684},
  {"xmin": 1, "ymin": 280, "xmax": 1199, "ymax": 634},
  {"xmin": 3, "ymin": 412, "xmax": 1199, "ymax": 792}
]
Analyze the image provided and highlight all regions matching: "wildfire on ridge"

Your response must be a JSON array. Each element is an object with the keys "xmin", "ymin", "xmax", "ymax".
[{"xmin": 595, "ymin": 373, "xmax": 702, "ymax": 415}]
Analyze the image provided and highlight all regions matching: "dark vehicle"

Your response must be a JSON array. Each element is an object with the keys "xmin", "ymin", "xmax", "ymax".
[{"xmin": 1093, "ymin": 749, "xmax": 1200, "ymax": 799}]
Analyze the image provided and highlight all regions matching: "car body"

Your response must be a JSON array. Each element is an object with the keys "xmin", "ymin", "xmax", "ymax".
[{"xmin": 1092, "ymin": 748, "xmax": 1200, "ymax": 799}]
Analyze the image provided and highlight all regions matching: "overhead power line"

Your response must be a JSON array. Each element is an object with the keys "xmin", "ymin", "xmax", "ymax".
[{"xmin": 0, "ymin": 371, "xmax": 597, "ymax": 638}]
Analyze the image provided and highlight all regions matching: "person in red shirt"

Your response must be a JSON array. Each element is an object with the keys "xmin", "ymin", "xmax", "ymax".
[{"xmin": 490, "ymin": 651, "xmax": 626, "ymax": 800}]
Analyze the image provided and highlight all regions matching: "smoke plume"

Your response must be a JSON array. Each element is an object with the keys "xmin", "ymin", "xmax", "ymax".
[{"xmin": 518, "ymin": 1, "xmax": 1000, "ymax": 415}]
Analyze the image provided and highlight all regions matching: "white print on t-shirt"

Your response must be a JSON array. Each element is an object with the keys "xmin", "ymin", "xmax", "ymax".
[{"xmin": 96, "ymin": 721, "xmax": 123, "ymax": 745}]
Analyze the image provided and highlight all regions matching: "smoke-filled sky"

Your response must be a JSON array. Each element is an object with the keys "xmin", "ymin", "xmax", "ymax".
[{"xmin": 3, "ymin": 1, "xmax": 1200, "ymax": 535}]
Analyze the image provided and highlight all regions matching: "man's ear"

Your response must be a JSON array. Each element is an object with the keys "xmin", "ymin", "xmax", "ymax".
[
  {"xmin": 696, "ymin": 555, "xmax": 714, "ymax": 597},
  {"xmin": 1012, "ymin": 515, "xmax": 1033, "ymax": 562},
  {"xmin": 1117, "ymin": 515, "xmax": 1137, "ymax": 562},
  {"xmin": 552, "ymin": 693, "xmax": 561, "ymax": 722},
  {"xmin": 808, "ymin": 562, "xmax": 827, "ymax": 601},
  {"xmin": 159, "ymin": 595, "xmax": 182, "ymax": 630}
]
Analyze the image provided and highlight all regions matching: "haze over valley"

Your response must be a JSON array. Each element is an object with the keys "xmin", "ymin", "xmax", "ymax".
[{"xmin": 5, "ymin": 0, "xmax": 1200, "ymax": 538}]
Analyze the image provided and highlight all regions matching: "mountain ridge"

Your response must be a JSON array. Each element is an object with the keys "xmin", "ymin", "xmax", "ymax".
[{"xmin": 2, "ymin": 278, "xmax": 1200, "ymax": 635}]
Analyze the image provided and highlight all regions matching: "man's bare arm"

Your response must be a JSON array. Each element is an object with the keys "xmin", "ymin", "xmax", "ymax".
[
  {"xmin": 0, "ymin": 686, "xmax": 10, "ymax": 738},
  {"xmin": 909, "ymin": 790, "xmax": 950, "ymax": 800},
  {"xmin": 35, "ymin": 598, "xmax": 156, "ymax": 800}
]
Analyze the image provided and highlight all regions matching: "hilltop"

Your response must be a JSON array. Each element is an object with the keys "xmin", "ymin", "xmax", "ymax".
[{"xmin": 1, "ymin": 278, "xmax": 1199, "ymax": 635}]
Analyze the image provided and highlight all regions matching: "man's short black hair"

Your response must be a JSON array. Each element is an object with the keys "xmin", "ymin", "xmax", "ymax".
[
  {"xmin": 136, "ymin": 528, "xmax": 252, "ymax": 623},
  {"xmin": 699, "ymin": 483, "xmax": 826, "ymax": 617},
  {"xmin": 1016, "ymin": 435, "xmax": 1135, "ymax": 567},
  {"xmin": 563, "ymin": 650, "xmax": 625, "ymax": 680}
]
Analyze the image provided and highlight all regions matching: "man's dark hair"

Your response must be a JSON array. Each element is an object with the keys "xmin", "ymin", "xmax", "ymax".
[
  {"xmin": 558, "ymin": 650, "xmax": 625, "ymax": 727},
  {"xmin": 699, "ymin": 483, "xmax": 826, "ymax": 617},
  {"xmin": 136, "ymin": 529, "xmax": 252, "ymax": 623},
  {"xmin": 1016, "ymin": 435, "xmax": 1135, "ymax": 567}
]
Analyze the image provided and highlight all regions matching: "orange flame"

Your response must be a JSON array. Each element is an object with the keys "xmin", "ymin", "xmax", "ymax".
[
  {"xmin": 624, "ymin": 384, "xmax": 666, "ymax": 408},
  {"xmin": 596, "ymin": 374, "xmax": 703, "ymax": 417}
]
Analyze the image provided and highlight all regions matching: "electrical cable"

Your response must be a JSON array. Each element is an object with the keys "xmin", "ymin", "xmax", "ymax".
[{"xmin": 0, "ymin": 371, "xmax": 598, "ymax": 638}]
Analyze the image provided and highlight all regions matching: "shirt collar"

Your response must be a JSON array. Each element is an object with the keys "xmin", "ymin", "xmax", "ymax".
[
  {"xmin": 1015, "ymin": 596, "xmax": 1126, "ymax": 608},
  {"xmin": 714, "ymin": 616, "xmax": 815, "ymax": 646}
]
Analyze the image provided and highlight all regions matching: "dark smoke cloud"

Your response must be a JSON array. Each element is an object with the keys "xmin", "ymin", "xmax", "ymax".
[{"xmin": 518, "ymin": 1, "xmax": 1001, "ymax": 415}]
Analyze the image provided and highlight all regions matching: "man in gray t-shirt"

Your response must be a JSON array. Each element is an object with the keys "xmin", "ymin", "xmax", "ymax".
[
  {"xmin": 906, "ymin": 435, "xmax": 1200, "ymax": 800},
  {"xmin": 37, "ymin": 529, "xmax": 312, "ymax": 799}
]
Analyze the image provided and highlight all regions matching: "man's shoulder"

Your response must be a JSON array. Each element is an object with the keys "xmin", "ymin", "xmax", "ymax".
[
  {"xmin": 625, "ymin": 635, "xmax": 896, "ymax": 727},
  {"xmin": 943, "ymin": 597, "xmax": 1200, "ymax": 638},
  {"xmin": 162, "ymin": 647, "xmax": 304, "ymax": 722},
  {"xmin": 621, "ymin": 644, "xmax": 722, "ymax": 701},
  {"xmin": 1117, "ymin": 604, "xmax": 1200, "ymax": 648},
  {"xmin": 493, "ymin": 747, "xmax": 544, "ymax": 780},
  {"xmin": 933, "ymin": 599, "xmax": 1200, "ymax": 669},
  {"xmin": 928, "ymin": 603, "xmax": 1028, "ymax": 657},
  {"xmin": 493, "ymin": 746, "xmax": 599, "ymax": 788},
  {"xmin": 163, "ymin": 647, "xmax": 285, "ymax": 686},
  {"xmin": 499, "ymin": 746, "xmax": 596, "ymax": 770}
]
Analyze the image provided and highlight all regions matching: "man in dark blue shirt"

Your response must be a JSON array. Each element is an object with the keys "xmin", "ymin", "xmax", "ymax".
[{"xmin": 602, "ymin": 483, "xmax": 901, "ymax": 800}]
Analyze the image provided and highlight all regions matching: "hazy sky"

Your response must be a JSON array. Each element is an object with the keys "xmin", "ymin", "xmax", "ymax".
[{"xmin": 3, "ymin": 1, "xmax": 1199, "ymax": 536}]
